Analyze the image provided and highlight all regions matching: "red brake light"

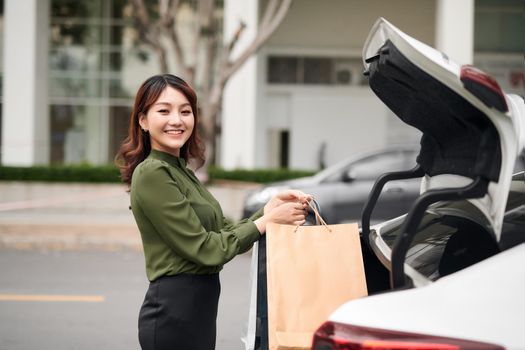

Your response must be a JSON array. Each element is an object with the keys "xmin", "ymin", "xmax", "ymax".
[
  {"xmin": 312, "ymin": 321, "xmax": 505, "ymax": 350},
  {"xmin": 460, "ymin": 65, "xmax": 508, "ymax": 112},
  {"xmin": 362, "ymin": 340, "xmax": 458, "ymax": 350}
]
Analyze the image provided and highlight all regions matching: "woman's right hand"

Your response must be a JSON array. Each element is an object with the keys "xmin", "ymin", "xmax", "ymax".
[
  {"xmin": 267, "ymin": 201, "xmax": 307, "ymax": 226},
  {"xmin": 254, "ymin": 201, "xmax": 307, "ymax": 234}
]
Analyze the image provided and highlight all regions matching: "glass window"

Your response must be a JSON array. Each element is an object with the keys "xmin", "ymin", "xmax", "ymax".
[
  {"xmin": 52, "ymin": 0, "xmax": 102, "ymax": 18},
  {"xmin": 109, "ymin": 78, "xmax": 134, "ymax": 99},
  {"xmin": 50, "ymin": 105, "xmax": 86, "ymax": 164},
  {"xmin": 333, "ymin": 59, "xmax": 353, "ymax": 85},
  {"xmin": 49, "ymin": 48, "xmax": 101, "ymax": 72},
  {"xmin": 108, "ymin": 106, "xmax": 132, "ymax": 161},
  {"xmin": 268, "ymin": 56, "xmax": 299, "ymax": 83},
  {"xmin": 50, "ymin": 76, "xmax": 102, "ymax": 98},
  {"xmin": 50, "ymin": 23, "xmax": 102, "ymax": 47},
  {"xmin": 304, "ymin": 57, "xmax": 332, "ymax": 84},
  {"xmin": 111, "ymin": 0, "xmax": 130, "ymax": 20},
  {"xmin": 48, "ymin": 0, "xmax": 213, "ymax": 164},
  {"xmin": 50, "ymin": 0, "xmax": 136, "ymax": 164},
  {"xmin": 475, "ymin": 0, "xmax": 524, "ymax": 52},
  {"xmin": 109, "ymin": 24, "xmax": 125, "ymax": 46},
  {"xmin": 109, "ymin": 51, "xmax": 122, "ymax": 71},
  {"xmin": 267, "ymin": 56, "xmax": 367, "ymax": 86}
]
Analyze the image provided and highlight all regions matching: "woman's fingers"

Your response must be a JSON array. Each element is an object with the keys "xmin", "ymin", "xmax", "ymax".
[
  {"xmin": 292, "ymin": 219, "xmax": 306, "ymax": 226},
  {"xmin": 268, "ymin": 201, "xmax": 306, "ymax": 225},
  {"xmin": 277, "ymin": 190, "xmax": 313, "ymax": 203}
]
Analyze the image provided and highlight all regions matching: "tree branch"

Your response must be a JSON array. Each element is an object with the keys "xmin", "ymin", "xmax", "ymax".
[
  {"xmin": 132, "ymin": 0, "xmax": 151, "ymax": 28},
  {"xmin": 259, "ymin": 0, "xmax": 279, "ymax": 31},
  {"xmin": 131, "ymin": 0, "xmax": 170, "ymax": 72},
  {"xmin": 166, "ymin": 20, "xmax": 192, "ymax": 81},
  {"xmin": 222, "ymin": 0, "xmax": 292, "ymax": 83},
  {"xmin": 156, "ymin": 45, "xmax": 169, "ymax": 73},
  {"xmin": 201, "ymin": 15, "xmax": 218, "ymax": 99},
  {"xmin": 132, "ymin": 0, "xmax": 156, "ymax": 46},
  {"xmin": 226, "ymin": 20, "xmax": 247, "ymax": 54},
  {"xmin": 205, "ymin": 19, "xmax": 245, "ymax": 109},
  {"xmin": 158, "ymin": 0, "xmax": 193, "ymax": 81}
]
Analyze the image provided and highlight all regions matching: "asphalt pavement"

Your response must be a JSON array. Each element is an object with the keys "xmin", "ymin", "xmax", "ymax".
[
  {"xmin": 0, "ymin": 180, "xmax": 261, "ymax": 350},
  {"xmin": 0, "ymin": 249, "xmax": 253, "ymax": 350}
]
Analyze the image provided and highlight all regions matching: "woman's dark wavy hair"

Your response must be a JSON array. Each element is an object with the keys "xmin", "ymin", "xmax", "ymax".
[{"xmin": 115, "ymin": 74, "xmax": 205, "ymax": 185}]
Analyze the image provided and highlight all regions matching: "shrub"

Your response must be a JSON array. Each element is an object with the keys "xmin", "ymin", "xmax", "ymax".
[
  {"xmin": 208, "ymin": 166, "xmax": 314, "ymax": 183},
  {"xmin": 0, "ymin": 165, "xmax": 121, "ymax": 183},
  {"xmin": 0, "ymin": 165, "xmax": 315, "ymax": 184}
]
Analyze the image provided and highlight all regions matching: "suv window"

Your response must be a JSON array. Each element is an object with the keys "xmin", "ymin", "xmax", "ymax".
[{"xmin": 326, "ymin": 150, "xmax": 417, "ymax": 182}]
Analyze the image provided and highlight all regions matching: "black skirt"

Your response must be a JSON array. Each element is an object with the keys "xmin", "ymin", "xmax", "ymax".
[{"xmin": 138, "ymin": 273, "xmax": 221, "ymax": 350}]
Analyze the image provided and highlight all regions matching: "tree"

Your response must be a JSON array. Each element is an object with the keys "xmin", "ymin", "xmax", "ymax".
[{"xmin": 129, "ymin": 0, "xmax": 293, "ymax": 168}]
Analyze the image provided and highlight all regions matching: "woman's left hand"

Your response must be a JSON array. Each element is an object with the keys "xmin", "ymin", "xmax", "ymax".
[{"xmin": 264, "ymin": 189, "xmax": 312, "ymax": 214}]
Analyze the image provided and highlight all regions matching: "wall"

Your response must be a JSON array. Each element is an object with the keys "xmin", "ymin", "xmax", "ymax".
[
  {"xmin": 288, "ymin": 87, "xmax": 390, "ymax": 169},
  {"xmin": 252, "ymin": 0, "xmax": 433, "ymax": 170},
  {"xmin": 266, "ymin": 0, "xmax": 436, "ymax": 49}
]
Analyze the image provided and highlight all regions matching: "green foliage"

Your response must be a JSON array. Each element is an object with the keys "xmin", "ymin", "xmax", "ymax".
[
  {"xmin": 0, "ymin": 165, "xmax": 121, "ymax": 183},
  {"xmin": 0, "ymin": 165, "xmax": 315, "ymax": 184},
  {"xmin": 208, "ymin": 166, "xmax": 315, "ymax": 184}
]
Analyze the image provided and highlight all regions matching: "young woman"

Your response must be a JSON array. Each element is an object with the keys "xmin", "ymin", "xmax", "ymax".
[{"xmin": 116, "ymin": 74, "xmax": 311, "ymax": 350}]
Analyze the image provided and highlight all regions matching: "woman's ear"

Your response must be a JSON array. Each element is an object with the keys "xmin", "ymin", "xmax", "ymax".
[{"xmin": 138, "ymin": 114, "xmax": 148, "ymax": 132}]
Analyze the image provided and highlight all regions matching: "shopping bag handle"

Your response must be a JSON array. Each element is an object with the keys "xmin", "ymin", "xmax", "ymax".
[{"xmin": 294, "ymin": 199, "xmax": 331, "ymax": 232}]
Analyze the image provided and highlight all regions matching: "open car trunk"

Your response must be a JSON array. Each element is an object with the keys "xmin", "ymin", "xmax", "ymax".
[{"xmin": 359, "ymin": 18, "xmax": 525, "ymax": 289}]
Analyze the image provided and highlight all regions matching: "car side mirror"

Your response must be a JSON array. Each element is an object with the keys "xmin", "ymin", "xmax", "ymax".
[{"xmin": 342, "ymin": 168, "xmax": 357, "ymax": 183}]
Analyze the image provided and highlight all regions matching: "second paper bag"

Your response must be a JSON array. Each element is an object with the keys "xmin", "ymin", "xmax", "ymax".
[{"xmin": 266, "ymin": 222, "xmax": 368, "ymax": 350}]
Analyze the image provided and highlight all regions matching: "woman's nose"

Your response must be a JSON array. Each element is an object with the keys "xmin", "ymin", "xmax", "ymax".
[{"xmin": 168, "ymin": 113, "xmax": 183, "ymax": 124}]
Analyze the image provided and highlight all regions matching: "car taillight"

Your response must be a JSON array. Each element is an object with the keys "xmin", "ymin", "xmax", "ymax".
[
  {"xmin": 312, "ymin": 322, "xmax": 504, "ymax": 350},
  {"xmin": 460, "ymin": 65, "xmax": 508, "ymax": 112}
]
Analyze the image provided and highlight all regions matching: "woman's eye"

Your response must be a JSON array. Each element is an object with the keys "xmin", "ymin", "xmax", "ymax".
[
  {"xmin": 158, "ymin": 109, "xmax": 169, "ymax": 114},
  {"xmin": 181, "ymin": 110, "xmax": 192, "ymax": 115}
]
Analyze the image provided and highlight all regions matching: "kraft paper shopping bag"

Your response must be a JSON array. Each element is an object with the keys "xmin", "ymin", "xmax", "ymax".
[{"xmin": 265, "ymin": 219, "xmax": 367, "ymax": 350}]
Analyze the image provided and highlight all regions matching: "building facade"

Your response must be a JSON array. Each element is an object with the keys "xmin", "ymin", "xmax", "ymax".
[
  {"xmin": 0, "ymin": 0, "xmax": 523, "ymax": 169},
  {"xmin": 221, "ymin": 0, "xmax": 524, "ymax": 170}
]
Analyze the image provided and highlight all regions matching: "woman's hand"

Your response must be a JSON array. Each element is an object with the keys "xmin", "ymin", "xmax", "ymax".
[
  {"xmin": 263, "ymin": 190, "xmax": 312, "ymax": 214},
  {"xmin": 268, "ymin": 201, "xmax": 308, "ymax": 226},
  {"xmin": 255, "ymin": 189, "xmax": 312, "ymax": 234}
]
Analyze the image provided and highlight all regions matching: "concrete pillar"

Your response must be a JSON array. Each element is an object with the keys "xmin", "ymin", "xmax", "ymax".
[
  {"xmin": 1, "ymin": 0, "xmax": 50, "ymax": 165},
  {"xmin": 221, "ymin": 0, "xmax": 259, "ymax": 169},
  {"xmin": 435, "ymin": 0, "xmax": 474, "ymax": 64}
]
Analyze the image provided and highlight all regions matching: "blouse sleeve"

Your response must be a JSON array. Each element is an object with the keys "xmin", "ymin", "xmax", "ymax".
[
  {"xmin": 134, "ymin": 162, "xmax": 261, "ymax": 267},
  {"xmin": 222, "ymin": 207, "xmax": 264, "ymax": 254}
]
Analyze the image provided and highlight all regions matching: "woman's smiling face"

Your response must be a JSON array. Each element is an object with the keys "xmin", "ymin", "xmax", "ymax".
[{"xmin": 139, "ymin": 86, "xmax": 195, "ymax": 157}]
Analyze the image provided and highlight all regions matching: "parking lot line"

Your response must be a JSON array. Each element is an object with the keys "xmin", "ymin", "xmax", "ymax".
[{"xmin": 0, "ymin": 294, "xmax": 105, "ymax": 302}]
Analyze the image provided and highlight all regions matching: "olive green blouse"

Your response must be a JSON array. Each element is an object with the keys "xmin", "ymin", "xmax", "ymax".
[{"xmin": 130, "ymin": 149, "xmax": 263, "ymax": 281}]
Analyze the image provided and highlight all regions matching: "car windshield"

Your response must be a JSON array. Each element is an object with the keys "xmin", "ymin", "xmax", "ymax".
[{"xmin": 378, "ymin": 172, "xmax": 525, "ymax": 281}]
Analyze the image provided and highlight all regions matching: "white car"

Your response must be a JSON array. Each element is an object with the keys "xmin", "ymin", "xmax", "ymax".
[{"xmin": 311, "ymin": 18, "xmax": 525, "ymax": 349}]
